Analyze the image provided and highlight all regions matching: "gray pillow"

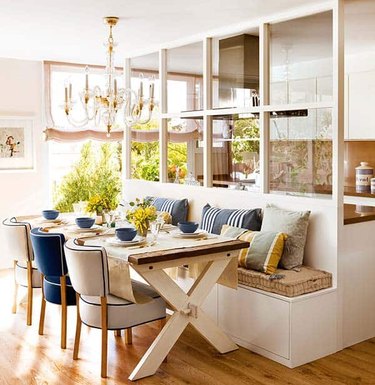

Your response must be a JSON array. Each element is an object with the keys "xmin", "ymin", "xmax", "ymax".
[
  {"xmin": 148, "ymin": 197, "xmax": 188, "ymax": 226},
  {"xmin": 260, "ymin": 206, "xmax": 310, "ymax": 270},
  {"xmin": 200, "ymin": 204, "xmax": 262, "ymax": 235}
]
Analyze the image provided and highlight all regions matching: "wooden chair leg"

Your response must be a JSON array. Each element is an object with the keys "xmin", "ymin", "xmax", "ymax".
[
  {"xmin": 114, "ymin": 330, "xmax": 121, "ymax": 337},
  {"xmin": 101, "ymin": 297, "xmax": 108, "ymax": 378},
  {"xmin": 12, "ymin": 260, "xmax": 18, "ymax": 314},
  {"xmin": 60, "ymin": 276, "xmax": 67, "ymax": 349},
  {"xmin": 73, "ymin": 293, "xmax": 81, "ymax": 360},
  {"xmin": 26, "ymin": 261, "xmax": 33, "ymax": 326},
  {"xmin": 39, "ymin": 274, "xmax": 46, "ymax": 335},
  {"xmin": 160, "ymin": 318, "xmax": 167, "ymax": 363},
  {"xmin": 125, "ymin": 328, "xmax": 132, "ymax": 345}
]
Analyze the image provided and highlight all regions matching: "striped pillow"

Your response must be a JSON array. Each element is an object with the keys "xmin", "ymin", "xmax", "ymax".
[
  {"xmin": 200, "ymin": 204, "xmax": 262, "ymax": 235},
  {"xmin": 148, "ymin": 197, "xmax": 188, "ymax": 226},
  {"xmin": 221, "ymin": 225, "xmax": 287, "ymax": 274}
]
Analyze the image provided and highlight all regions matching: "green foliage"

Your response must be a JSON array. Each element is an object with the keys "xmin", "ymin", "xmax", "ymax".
[
  {"xmin": 53, "ymin": 141, "xmax": 122, "ymax": 212},
  {"xmin": 131, "ymin": 119, "xmax": 160, "ymax": 181},
  {"xmin": 130, "ymin": 118, "xmax": 188, "ymax": 181},
  {"xmin": 231, "ymin": 118, "xmax": 260, "ymax": 164}
]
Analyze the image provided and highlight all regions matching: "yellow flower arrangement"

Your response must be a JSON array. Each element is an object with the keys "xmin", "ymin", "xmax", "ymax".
[
  {"xmin": 86, "ymin": 195, "xmax": 112, "ymax": 215},
  {"xmin": 126, "ymin": 198, "xmax": 157, "ymax": 236}
]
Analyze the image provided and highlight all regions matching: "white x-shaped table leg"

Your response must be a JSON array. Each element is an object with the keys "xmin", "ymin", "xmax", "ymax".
[{"xmin": 129, "ymin": 257, "xmax": 238, "ymax": 381}]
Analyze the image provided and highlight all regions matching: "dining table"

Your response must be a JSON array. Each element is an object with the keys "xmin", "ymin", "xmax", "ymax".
[{"xmin": 17, "ymin": 214, "xmax": 249, "ymax": 381}]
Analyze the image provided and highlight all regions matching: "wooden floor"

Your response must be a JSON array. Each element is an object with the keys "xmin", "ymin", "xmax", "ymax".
[{"xmin": 1, "ymin": 269, "xmax": 375, "ymax": 385}]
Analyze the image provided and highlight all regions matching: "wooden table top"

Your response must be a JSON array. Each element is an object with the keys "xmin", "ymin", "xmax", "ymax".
[{"xmin": 127, "ymin": 239, "xmax": 249, "ymax": 265}]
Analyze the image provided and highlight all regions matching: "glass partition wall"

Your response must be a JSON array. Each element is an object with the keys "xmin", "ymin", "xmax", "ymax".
[
  {"xmin": 125, "ymin": 8, "xmax": 334, "ymax": 199},
  {"xmin": 130, "ymin": 52, "xmax": 160, "ymax": 181},
  {"xmin": 268, "ymin": 11, "xmax": 333, "ymax": 197}
]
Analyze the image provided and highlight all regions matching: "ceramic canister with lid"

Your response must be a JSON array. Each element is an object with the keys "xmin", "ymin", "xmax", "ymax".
[
  {"xmin": 355, "ymin": 162, "xmax": 373, "ymax": 192},
  {"xmin": 371, "ymin": 178, "xmax": 375, "ymax": 194}
]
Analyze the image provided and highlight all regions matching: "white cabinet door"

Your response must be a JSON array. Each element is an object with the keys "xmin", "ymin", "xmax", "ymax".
[
  {"xmin": 348, "ymin": 71, "xmax": 375, "ymax": 139},
  {"xmin": 218, "ymin": 285, "xmax": 290, "ymax": 359}
]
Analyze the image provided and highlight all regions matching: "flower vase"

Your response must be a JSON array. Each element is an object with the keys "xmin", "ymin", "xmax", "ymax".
[
  {"xmin": 95, "ymin": 211, "xmax": 106, "ymax": 225},
  {"xmin": 137, "ymin": 220, "xmax": 149, "ymax": 238}
]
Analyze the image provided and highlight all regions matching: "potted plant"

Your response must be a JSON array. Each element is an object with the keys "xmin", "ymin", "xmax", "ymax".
[{"xmin": 126, "ymin": 198, "xmax": 157, "ymax": 237}]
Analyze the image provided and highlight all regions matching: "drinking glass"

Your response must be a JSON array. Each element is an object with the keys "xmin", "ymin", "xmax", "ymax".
[{"xmin": 150, "ymin": 221, "xmax": 162, "ymax": 243}]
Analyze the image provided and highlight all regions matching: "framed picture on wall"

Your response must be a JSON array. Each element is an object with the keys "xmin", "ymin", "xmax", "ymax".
[{"xmin": 0, "ymin": 117, "xmax": 34, "ymax": 170}]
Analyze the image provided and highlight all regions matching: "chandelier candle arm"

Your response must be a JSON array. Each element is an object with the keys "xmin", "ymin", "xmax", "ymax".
[{"xmin": 62, "ymin": 16, "xmax": 156, "ymax": 137}]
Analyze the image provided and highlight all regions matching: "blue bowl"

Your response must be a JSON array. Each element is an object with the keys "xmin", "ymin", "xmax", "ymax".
[
  {"xmin": 75, "ymin": 217, "xmax": 95, "ymax": 229},
  {"xmin": 178, "ymin": 221, "xmax": 199, "ymax": 234},
  {"xmin": 42, "ymin": 210, "xmax": 60, "ymax": 220},
  {"xmin": 116, "ymin": 227, "xmax": 137, "ymax": 241}
]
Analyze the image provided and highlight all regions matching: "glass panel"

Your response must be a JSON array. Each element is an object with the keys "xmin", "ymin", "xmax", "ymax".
[
  {"xmin": 209, "ymin": 114, "xmax": 260, "ymax": 191},
  {"xmin": 269, "ymin": 108, "xmax": 332, "ymax": 197},
  {"xmin": 167, "ymin": 42, "xmax": 203, "ymax": 113},
  {"xmin": 270, "ymin": 11, "xmax": 333, "ymax": 105},
  {"xmin": 212, "ymin": 30, "xmax": 259, "ymax": 109},
  {"xmin": 130, "ymin": 53, "xmax": 160, "ymax": 181},
  {"xmin": 167, "ymin": 117, "xmax": 203, "ymax": 185}
]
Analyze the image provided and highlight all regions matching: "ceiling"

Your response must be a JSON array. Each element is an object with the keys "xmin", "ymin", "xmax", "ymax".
[{"xmin": 0, "ymin": 0, "xmax": 328, "ymax": 66}]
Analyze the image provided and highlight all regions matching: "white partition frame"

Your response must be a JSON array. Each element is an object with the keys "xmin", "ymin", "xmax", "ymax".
[{"xmin": 123, "ymin": 0, "xmax": 353, "ymax": 367}]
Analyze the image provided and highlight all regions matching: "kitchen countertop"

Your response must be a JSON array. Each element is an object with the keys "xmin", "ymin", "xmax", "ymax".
[
  {"xmin": 344, "ymin": 186, "xmax": 375, "ymax": 198},
  {"xmin": 344, "ymin": 204, "xmax": 375, "ymax": 225}
]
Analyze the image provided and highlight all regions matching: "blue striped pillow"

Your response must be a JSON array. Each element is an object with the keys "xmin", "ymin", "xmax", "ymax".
[
  {"xmin": 200, "ymin": 204, "xmax": 262, "ymax": 235},
  {"xmin": 149, "ymin": 197, "xmax": 188, "ymax": 226}
]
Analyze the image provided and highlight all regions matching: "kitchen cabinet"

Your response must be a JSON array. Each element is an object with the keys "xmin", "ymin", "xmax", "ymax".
[{"xmin": 348, "ymin": 70, "xmax": 375, "ymax": 139}]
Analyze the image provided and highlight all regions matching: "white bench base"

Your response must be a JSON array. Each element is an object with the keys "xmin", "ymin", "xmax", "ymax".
[{"xmin": 175, "ymin": 274, "xmax": 338, "ymax": 368}]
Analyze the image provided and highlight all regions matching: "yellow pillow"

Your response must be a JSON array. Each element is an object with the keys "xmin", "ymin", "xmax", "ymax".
[{"xmin": 221, "ymin": 225, "xmax": 287, "ymax": 274}]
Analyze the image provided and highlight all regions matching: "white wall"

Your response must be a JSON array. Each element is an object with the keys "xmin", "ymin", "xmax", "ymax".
[{"xmin": 0, "ymin": 58, "xmax": 48, "ymax": 269}]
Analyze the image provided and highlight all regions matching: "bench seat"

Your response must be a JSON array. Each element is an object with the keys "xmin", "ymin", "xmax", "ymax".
[{"xmin": 238, "ymin": 266, "xmax": 332, "ymax": 297}]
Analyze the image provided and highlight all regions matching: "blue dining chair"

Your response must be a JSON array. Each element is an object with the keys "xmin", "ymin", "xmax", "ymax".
[
  {"xmin": 30, "ymin": 228, "xmax": 76, "ymax": 349},
  {"xmin": 2, "ymin": 218, "xmax": 42, "ymax": 326}
]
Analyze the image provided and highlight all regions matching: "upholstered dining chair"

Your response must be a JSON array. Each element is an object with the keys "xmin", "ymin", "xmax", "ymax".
[
  {"xmin": 2, "ymin": 218, "xmax": 42, "ymax": 326},
  {"xmin": 64, "ymin": 239, "xmax": 167, "ymax": 378},
  {"xmin": 30, "ymin": 228, "xmax": 76, "ymax": 349}
]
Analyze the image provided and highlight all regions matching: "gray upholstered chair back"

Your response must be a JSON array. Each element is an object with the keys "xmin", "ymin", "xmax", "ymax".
[
  {"xmin": 64, "ymin": 239, "xmax": 109, "ymax": 297},
  {"xmin": 2, "ymin": 217, "xmax": 33, "ymax": 262}
]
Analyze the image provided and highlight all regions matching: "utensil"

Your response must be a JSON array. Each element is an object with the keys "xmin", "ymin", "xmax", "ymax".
[{"xmin": 128, "ymin": 240, "xmax": 156, "ymax": 250}]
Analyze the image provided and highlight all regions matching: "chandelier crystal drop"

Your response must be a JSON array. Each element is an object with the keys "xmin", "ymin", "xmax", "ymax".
[{"xmin": 63, "ymin": 16, "xmax": 155, "ymax": 137}]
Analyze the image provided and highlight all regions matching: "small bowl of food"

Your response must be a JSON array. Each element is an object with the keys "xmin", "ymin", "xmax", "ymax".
[
  {"xmin": 178, "ymin": 221, "xmax": 199, "ymax": 234},
  {"xmin": 115, "ymin": 227, "xmax": 137, "ymax": 241},
  {"xmin": 75, "ymin": 217, "xmax": 95, "ymax": 229},
  {"xmin": 42, "ymin": 209, "xmax": 60, "ymax": 220}
]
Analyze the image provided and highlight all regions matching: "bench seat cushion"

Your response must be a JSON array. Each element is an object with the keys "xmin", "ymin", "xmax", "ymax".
[{"xmin": 238, "ymin": 266, "xmax": 332, "ymax": 297}]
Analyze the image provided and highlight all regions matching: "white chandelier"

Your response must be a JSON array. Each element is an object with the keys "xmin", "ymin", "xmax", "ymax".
[{"xmin": 63, "ymin": 16, "xmax": 155, "ymax": 137}]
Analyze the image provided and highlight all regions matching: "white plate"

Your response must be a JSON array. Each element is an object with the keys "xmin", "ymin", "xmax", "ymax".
[
  {"xmin": 39, "ymin": 218, "xmax": 62, "ymax": 224},
  {"xmin": 71, "ymin": 225, "xmax": 103, "ymax": 233},
  {"xmin": 171, "ymin": 229, "xmax": 207, "ymax": 239},
  {"xmin": 105, "ymin": 236, "xmax": 146, "ymax": 247},
  {"xmin": 161, "ymin": 224, "xmax": 177, "ymax": 231}
]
